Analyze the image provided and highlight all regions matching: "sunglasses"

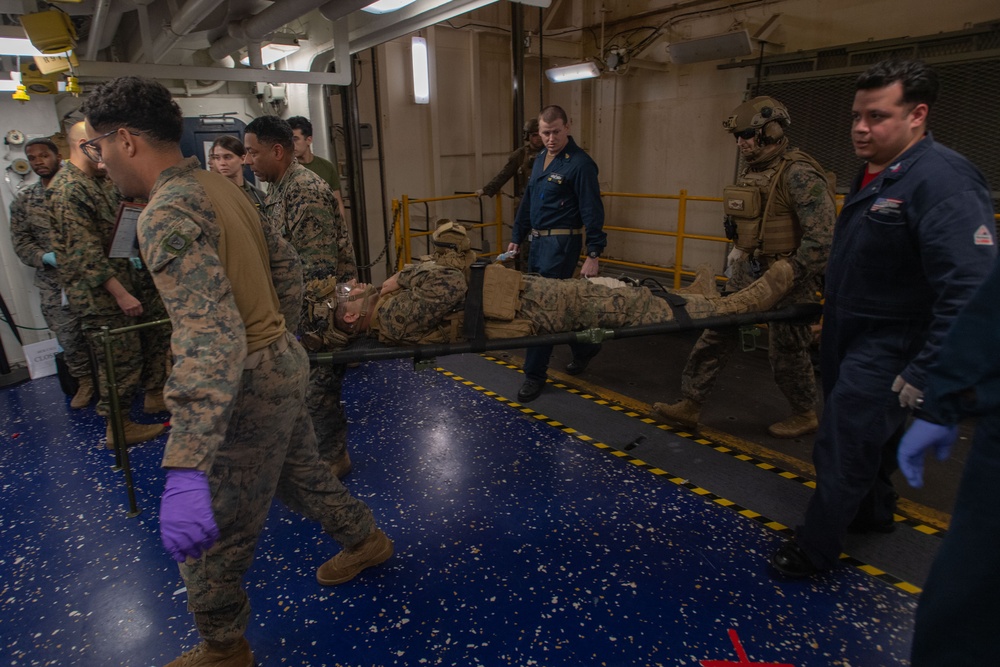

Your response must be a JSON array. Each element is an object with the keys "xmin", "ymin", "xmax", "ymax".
[{"xmin": 733, "ymin": 128, "xmax": 757, "ymax": 141}]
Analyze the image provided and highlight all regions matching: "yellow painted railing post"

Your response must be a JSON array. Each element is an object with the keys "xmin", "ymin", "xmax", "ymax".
[{"xmin": 674, "ymin": 189, "xmax": 688, "ymax": 288}]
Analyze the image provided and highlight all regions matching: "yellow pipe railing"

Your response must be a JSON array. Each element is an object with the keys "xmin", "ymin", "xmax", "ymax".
[{"xmin": 396, "ymin": 193, "xmax": 505, "ymax": 271}]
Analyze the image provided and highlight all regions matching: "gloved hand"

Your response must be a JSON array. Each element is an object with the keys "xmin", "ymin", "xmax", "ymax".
[
  {"xmin": 42, "ymin": 252, "xmax": 57, "ymax": 267},
  {"xmin": 897, "ymin": 418, "xmax": 959, "ymax": 488},
  {"xmin": 130, "ymin": 256, "xmax": 144, "ymax": 270},
  {"xmin": 727, "ymin": 247, "xmax": 747, "ymax": 265},
  {"xmin": 160, "ymin": 469, "xmax": 219, "ymax": 562}
]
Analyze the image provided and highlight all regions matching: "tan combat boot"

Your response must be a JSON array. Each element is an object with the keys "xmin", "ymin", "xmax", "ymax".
[
  {"xmin": 317, "ymin": 528, "xmax": 394, "ymax": 586},
  {"xmin": 69, "ymin": 376, "xmax": 95, "ymax": 410},
  {"xmin": 105, "ymin": 418, "xmax": 166, "ymax": 449},
  {"xmin": 717, "ymin": 258, "xmax": 797, "ymax": 315},
  {"xmin": 143, "ymin": 390, "xmax": 168, "ymax": 414},
  {"xmin": 652, "ymin": 399, "xmax": 702, "ymax": 430},
  {"xmin": 674, "ymin": 263, "xmax": 719, "ymax": 297},
  {"xmin": 164, "ymin": 637, "xmax": 254, "ymax": 667},
  {"xmin": 330, "ymin": 450, "xmax": 353, "ymax": 480},
  {"xmin": 768, "ymin": 411, "xmax": 819, "ymax": 439}
]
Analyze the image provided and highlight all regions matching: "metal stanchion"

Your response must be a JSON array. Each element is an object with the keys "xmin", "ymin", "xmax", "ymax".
[{"xmin": 96, "ymin": 318, "xmax": 171, "ymax": 518}]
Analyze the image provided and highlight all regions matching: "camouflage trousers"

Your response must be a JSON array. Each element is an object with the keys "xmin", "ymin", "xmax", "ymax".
[
  {"xmin": 179, "ymin": 334, "xmax": 375, "ymax": 644},
  {"xmin": 307, "ymin": 363, "xmax": 349, "ymax": 463},
  {"xmin": 37, "ymin": 281, "xmax": 90, "ymax": 379},
  {"xmin": 82, "ymin": 313, "xmax": 171, "ymax": 417},
  {"xmin": 679, "ymin": 256, "xmax": 818, "ymax": 414}
]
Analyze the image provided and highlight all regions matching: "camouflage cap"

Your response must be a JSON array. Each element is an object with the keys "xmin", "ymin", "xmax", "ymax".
[
  {"xmin": 723, "ymin": 96, "xmax": 790, "ymax": 133},
  {"xmin": 523, "ymin": 117, "xmax": 540, "ymax": 136}
]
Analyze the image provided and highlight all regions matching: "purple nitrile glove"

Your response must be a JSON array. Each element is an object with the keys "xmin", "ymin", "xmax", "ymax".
[
  {"xmin": 897, "ymin": 418, "xmax": 959, "ymax": 489},
  {"xmin": 160, "ymin": 469, "xmax": 219, "ymax": 562}
]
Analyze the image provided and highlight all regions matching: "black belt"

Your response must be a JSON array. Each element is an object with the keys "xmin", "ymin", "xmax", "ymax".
[{"xmin": 530, "ymin": 228, "xmax": 583, "ymax": 238}]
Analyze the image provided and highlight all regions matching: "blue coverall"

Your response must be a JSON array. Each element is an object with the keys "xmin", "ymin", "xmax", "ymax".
[
  {"xmin": 910, "ymin": 255, "xmax": 1000, "ymax": 666},
  {"xmin": 512, "ymin": 136, "xmax": 607, "ymax": 382},
  {"xmin": 797, "ymin": 133, "xmax": 997, "ymax": 569}
]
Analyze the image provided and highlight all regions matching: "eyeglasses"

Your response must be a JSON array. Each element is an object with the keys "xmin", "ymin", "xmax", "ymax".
[
  {"xmin": 733, "ymin": 128, "xmax": 757, "ymax": 141},
  {"xmin": 80, "ymin": 128, "xmax": 143, "ymax": 163}
]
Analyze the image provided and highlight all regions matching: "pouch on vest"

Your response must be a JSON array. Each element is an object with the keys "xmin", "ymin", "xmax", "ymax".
[
  {"xmin": 723, "ymin": 185, "xmax": 761, "ymax": 219},
  {"xmin": 482, "ymin": 264, "xmax": 523, "ymax": 321}
]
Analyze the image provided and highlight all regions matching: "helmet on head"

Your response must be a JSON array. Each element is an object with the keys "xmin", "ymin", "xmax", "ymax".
[
  {"xmin": 432, "ymin": 220, "xmax": 472, "ymax": 253},
  {"xmin": 723, "ymin": 96, "xmax": 790, "ymax": 135},
  {"xmin": 523, "ymin": 117, "xmax": 539, "ymax": 139}
]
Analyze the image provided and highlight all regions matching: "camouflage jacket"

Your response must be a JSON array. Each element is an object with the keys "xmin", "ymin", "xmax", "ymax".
[
  {"xmin": 481, "ymin": 142, "xmax": 538, "ymax": 197},
  {"xmin": 140, "ymin": 157, "xmax": 303, "ymax": 470},
  {"xmin": 261, "ymin": 162, "xmax": 356, "ymax": 283},
  {"xmin": 9, "ymin": 180, "xmax": 61, "ymax": 290},
  {"xmin": 745, "ymin": 150, "xmax": 836, "ymax": 283},
  {"xmin": 47, "ymin": 161, "xmax": 139, "ymax": 317}
]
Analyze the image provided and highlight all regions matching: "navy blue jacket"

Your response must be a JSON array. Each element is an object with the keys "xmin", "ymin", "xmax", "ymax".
[
  {"xmin": 824, "ymin": 133, "xmax": 996, "ymax": 388},
  {"xmin": 921, "ymin": 255, "xmax": 1000, "ymax": 425},
  {"xmin": 512, "ymin": 136, "xmax": 606, "ymax": 257}
]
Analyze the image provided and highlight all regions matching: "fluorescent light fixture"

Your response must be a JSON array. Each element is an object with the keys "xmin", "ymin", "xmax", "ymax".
[
  {"xmin": 0, "ymin": 37, "xmax": 44, "ymax": 57},
  {"xmin": 362, "ymin": 0, "xmax": 419, "ymax": 14},
  {"xmin": 411, "ymin": 36, "xmax": 429, "ymax": 104},
  {"xmin": 0, "ymin": 80, "xmax": 19, "ymax": 92},
  {"xmin": 240, "ymin": 42, "xmax": 300, "ymax": 66},
  {"xmin": 545, "ymin": 61, "xmax": 600, "ymax": 83}
]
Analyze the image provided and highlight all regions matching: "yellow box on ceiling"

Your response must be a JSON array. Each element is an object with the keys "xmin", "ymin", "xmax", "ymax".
[
  {"xmin": 20, "ymin": 61, "xmax": 60, "ymax": 95},
  {"xmin": 20, "ymin": 10, "xmax": 77, "ymax": 54}
]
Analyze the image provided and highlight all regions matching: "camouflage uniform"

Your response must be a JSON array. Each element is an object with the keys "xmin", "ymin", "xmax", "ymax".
[
  {"xmin": 141, "ymin": 157, "xmax": 375, "ymax": 643},
  {"xmin": 370, "ymin": 259, "xmax": 792, "ymax": 345},
  {"xmin": 680, "ymin": 150, "xmax": 835, "ymax": 415},
  {"xmin": 481, "ymin": 142, "xmax": 539, "ymax": 197},
  {"xmin": 262, "ymin": 162, "xmax": 357, "ymax": 465},
  {"xmin": 9, "ymin": 180, "xmax": 90, "ymax": 379},
  {"xmin": 47, "ymin": 162, "xmax": 171, "ymax": 416}
]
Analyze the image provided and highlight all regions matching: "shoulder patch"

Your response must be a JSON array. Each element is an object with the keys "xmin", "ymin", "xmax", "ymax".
[
  {"xmin": 163, "ymin": 230, "xmax": 192, "ymax": 254},
  {"xmin": 974, "ymin": 224, "xmax": 995, "ymax": 246}
]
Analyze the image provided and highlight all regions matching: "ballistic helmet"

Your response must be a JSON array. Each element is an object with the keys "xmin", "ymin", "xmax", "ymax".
[
  {"xmin": 723, "ymin": 96, "xmax": 790, "ymax": 134},
  {"xmin": 432, "ymin": 220, "xmax": 472, "ymax": 253},
  {"xmin": 523, "ymin": 117, "xmax": 540, "ymax": 139}
]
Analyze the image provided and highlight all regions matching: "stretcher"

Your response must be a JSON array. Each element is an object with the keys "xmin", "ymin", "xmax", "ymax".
[{"xmin": 309, "ymin": 302, "xmax": 823, "ymax": 369}]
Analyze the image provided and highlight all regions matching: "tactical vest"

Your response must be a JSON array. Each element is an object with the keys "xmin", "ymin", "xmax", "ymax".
[{"xmin": 723, "ymin": 149, "xmax": 832, "ymax": 255}]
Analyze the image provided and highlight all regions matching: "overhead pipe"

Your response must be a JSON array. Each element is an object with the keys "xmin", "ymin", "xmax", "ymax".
[
  {"xmin": 82, "ymin": 0, "xmax": 112, "ymax": 61},
  {"xmin": 208, "ymin": 0, "xmax": 371, "ymax": 63},
  {"xmin": 151, "ymin": 0, "xmax": 229, "ymax": 64}
]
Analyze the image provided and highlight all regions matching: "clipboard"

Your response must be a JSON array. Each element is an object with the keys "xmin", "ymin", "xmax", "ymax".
[{"xmin": 108, "ymin": 202, "xmax": 146, "ymax": 258}]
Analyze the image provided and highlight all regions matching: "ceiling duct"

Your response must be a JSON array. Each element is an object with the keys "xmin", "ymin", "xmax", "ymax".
[{"xmin": 668, "ymin": 29, "xmax": 753, "ymax": 64}]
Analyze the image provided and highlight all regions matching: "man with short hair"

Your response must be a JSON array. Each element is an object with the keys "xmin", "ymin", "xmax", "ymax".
[
  {"xmin": 81, "ymin": 76, "xmax": 392, "ymax": 667},
  {"xmin": 9, "ymin": 137, "xmax": 94, "ymax": 409},
  {"xmin": 287, "ymin": 115, "xmax": 346, "ymax": 222},
  {"xmin": 769, "ymin": 59, "xmax": 997, "ymax": 578},
  {"xmin": 244, "ymin": 115, "xmax": 356, "ymax": 478},
  {"xmin": 654, "ymin": 96, "xmax": 836, "ymax": 438},
  {"xmin": 307, "ymin": 221, "xmax": 798, "ymax": 348},
  {"xmin": 48, "ymin": 122, "xmax": 170, "ymax": 446},
  {"xmin": 506, "ymin": 105, "xmax": 606, "ymax": 403}
]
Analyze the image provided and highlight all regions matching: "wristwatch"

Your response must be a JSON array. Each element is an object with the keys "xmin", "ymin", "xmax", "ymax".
[{"xmin": 588, "ymin": 251, "xmax": 600, "ymax": 259}]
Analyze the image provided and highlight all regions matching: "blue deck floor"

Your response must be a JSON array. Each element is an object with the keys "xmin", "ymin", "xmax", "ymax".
[{"xmin": 1, "ymin": 358, "xmax": 916, "ymax": 666}]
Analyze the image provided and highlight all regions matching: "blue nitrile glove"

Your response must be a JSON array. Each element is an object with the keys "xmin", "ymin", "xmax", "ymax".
[
  {"xmin": 130, "ymin": 256, "xmax": 144, "ymax": 270},
  {"xmin": 42, "ymin": 252, "xmax": 57, "ymax": 267},
  {"xmin": 897, "ymin": 418, "xmax": 959, "ymax": 488},
  {"xmin": 160, "ymin": 469, "xmax": 219, "ymax": 562}
]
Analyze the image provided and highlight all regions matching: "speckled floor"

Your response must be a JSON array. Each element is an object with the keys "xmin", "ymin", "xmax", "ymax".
[{"xmin": 1, "ymin": 358, "xmax": 916, "ymax": 666}]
